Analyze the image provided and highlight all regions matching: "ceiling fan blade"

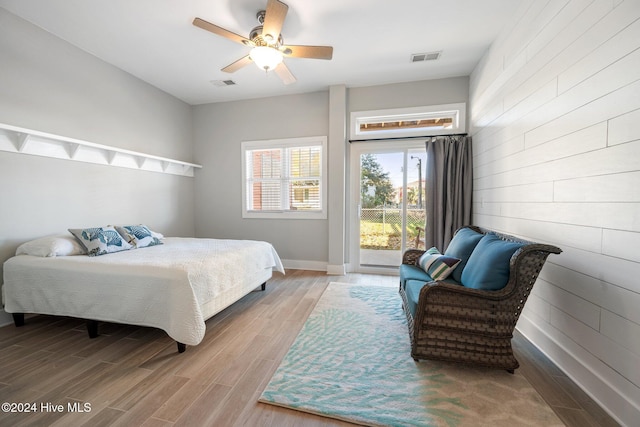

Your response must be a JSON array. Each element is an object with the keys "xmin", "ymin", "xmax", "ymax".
[
  {"xmin": 274, "ymin": 62, "xmax": 296, "ymax": 85},
  {"xmin": 193, "ymin": 17, "xmax": 253, "ymax": 46},
  {"xmin": 282, "ymin": 45, "xmax": 333, "ymax": 60},
  {"xmin": 262, "ymin": 0, "xmax": 288, "ymax": 44},
  {"xmin": 222, "ymin": 55, "xmax": 253, "ymax": 73}
]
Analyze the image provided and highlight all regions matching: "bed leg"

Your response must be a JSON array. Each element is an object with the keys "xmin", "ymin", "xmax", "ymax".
[
  {"xmin": 86, "ymin": 320, "xmax": 99, "ymax": 338},
  {"xmin": 177, "ymin": 342, "xmax": 186, "ymax": 353},
  {"xmin": 261, "ymin": 282, "xmax": 266, "ymax": 291},
  {"xmin": 12, "ymin": 313, "xmax": 25, "ymax": 327}
]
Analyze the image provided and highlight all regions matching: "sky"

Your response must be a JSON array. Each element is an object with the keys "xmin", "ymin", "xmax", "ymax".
[{"xmin": 371, "ymin": 151, "xmax": 426, "ymax": 188}]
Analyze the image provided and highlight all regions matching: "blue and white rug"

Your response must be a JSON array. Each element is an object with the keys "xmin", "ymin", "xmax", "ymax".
[{"xmin": 259, "ymin": 282, "xmax": 563, "ymax": 426}]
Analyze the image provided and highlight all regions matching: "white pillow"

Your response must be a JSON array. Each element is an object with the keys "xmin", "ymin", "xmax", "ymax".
[{"xmin": 16, "ymin": 234, "xmax": 87, "ymax": 257}]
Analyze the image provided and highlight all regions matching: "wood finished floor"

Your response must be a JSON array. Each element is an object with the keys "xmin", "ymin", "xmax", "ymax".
[{"xmin": 0, "ymin": 270, "xmax": 619, "ymax": 427}]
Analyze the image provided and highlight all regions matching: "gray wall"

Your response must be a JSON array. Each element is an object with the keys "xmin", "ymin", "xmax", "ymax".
[
  {"xmin": 0, "ymin": 9, "xmax": 196, "ymax": 322},
  {"xmin": 348, "ymin": 76, "xmax": 469, "ymax": 113},
  {"xmin": 192, "ymin": 77, "xmax": 469, "ymax": 268},
  {"xmin": 192, "ymin": 92, "xmax": 330, "ymax": 263},
  {"xmin": 469, "ymin": 1, "xmax": 640, "ymax": 425}
]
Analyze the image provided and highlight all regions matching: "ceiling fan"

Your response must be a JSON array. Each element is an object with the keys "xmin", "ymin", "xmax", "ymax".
[{"xmin": 193, "ymin": 0, "xmax": 333, "ymax": 85}]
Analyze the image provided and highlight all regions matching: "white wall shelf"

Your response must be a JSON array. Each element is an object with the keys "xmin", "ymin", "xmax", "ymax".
[{"xmin": 0, "ymin": 123, "xmax": 202, "ymax": 177}]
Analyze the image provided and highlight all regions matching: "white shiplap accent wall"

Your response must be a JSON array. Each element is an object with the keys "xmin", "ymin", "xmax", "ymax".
[{"xmin": 469, "ymin": 1, "xmax": 640, "ymax": 425}]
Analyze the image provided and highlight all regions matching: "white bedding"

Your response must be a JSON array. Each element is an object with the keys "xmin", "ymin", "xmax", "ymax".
[{"xmin": 3, "ymin": 237, "xmax": 284, "ymax": 346}]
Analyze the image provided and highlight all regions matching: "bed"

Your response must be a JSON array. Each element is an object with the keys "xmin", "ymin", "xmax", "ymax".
[{"xmin": 2, "ymin": 235, "xmax": 284, "ymax": 352}]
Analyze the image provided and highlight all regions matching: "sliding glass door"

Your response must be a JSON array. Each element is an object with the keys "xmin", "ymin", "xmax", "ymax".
[{"xmin": 350, "ymin": 141, "xmax": 426, "ymax": 272}]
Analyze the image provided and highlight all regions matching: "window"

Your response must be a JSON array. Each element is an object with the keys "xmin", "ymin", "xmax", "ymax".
[
  {"xmin": 241, "ymin": 136, "xmax": 327, "ymax": 219},
  {"xmin": 350, "ymin": 103, "xmax": 466, "ymax": 140}
]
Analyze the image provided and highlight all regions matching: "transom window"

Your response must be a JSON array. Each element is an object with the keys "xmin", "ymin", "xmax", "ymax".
[
  {"xmin": 241, "ymin": 136, "xmax": 327, "ymax": 219},
  {"xmin": 350, "ymin": 103, "xmax": 466, "ymax": 140},
  {"xmin": 358, "ymin": 115, "xmax": 453, "ymax": 133}
]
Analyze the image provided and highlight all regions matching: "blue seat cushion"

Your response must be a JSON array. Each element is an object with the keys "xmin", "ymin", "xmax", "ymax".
[
  {"xmin": 461, "ymin": 233, "xmax": 525, "ymax": 291},
  {"xmin": 444, "ymin": 227, "xmax": 484, "ymax": 283},
  {"xmin": 399, "ymin": 264, "xmax": 433, "ymax": 289},
  {"xmin": 405, "ymin": 279, "xmax": 427, "ymax": 318}
]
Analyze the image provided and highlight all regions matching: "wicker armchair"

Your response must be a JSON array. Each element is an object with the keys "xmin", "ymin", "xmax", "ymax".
[{"xmin": 399, "ymin": 226, "xmax": 561, "ymax": 372}]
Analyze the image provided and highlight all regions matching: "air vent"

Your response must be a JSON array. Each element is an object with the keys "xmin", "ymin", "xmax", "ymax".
[
  {"xmin": 410, "ymin": 51, "xmax": 442, "ymax": 63},
  {"xmin": 210, "ymin": 79, "xmax": 237, "ymax": 87}
]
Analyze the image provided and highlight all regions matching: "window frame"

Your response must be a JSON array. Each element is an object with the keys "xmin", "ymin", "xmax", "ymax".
[
  {"xmin": 350, "ymin": 103, "xmax": 466, "ymax": 141},
  {"xmin": 241, "ymin": 135, "xmax": 327, "ymax": 220}
]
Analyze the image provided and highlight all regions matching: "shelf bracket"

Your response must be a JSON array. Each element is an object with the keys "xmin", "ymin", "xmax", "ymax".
[
  {"xmin": 66, "ymin": 142, "xmax": 81, "ymax": 159},
  {"xmin": 107, "ymin": 150, "xmax": 117, "ymax": 165},
  {"xmin": 16, "ymin": 133, "xmax": 30, "ymax": 152},
  {"xmin": 135, "ymin": 156, "xmax": 147, "ymax": 168}
]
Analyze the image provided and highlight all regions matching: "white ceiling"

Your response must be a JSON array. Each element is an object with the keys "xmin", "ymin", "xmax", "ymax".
[{"xmin": 0, "ymin": 0, "xmax": 523, "ymax": 105}]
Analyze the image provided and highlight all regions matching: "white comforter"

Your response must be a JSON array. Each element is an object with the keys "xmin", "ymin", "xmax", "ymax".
[{"xmin": 3, "ymin": 238, "xmax": 284, "ymax": 346}]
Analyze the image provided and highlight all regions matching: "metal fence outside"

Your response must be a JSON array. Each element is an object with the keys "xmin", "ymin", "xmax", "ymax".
[{"xmin": 360, "ymin": 207, "xmax": 426, "ymax": 250}]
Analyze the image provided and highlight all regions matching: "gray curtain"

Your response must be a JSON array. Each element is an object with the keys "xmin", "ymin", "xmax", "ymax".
[{"xmin": 424, "ymin": 135, "xmax": 473, "ymax": 251}]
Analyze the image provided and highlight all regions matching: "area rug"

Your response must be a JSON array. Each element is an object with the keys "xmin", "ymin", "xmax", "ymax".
[{"xmin": 259, "ymin": 282, "xmax": 564, "ymax": 426}]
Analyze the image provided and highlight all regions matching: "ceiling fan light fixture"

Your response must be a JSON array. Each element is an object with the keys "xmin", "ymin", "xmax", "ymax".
[
  {"xmin": 193, "ymin": 0, "xmax": 331, "ymax": 85},
  {"xmin": 249, "ymin": 46, "xmax": 283, "ymax": 71}
]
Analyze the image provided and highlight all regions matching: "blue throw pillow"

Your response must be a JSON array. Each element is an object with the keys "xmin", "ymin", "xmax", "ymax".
[
  {"xmin": 69, "ymin": 226, "xmax": 134, "ymax": 257},
  {"xmin": 461, "ymin": 233, "xmax": 525, "ymax": 291},
  {"xmin": 116, "ymin": 224, "xmax": 163, "ymax": 248},
  {"xmin": 444, "ymin": 227, "xmax": 484, "ymax": 283}
]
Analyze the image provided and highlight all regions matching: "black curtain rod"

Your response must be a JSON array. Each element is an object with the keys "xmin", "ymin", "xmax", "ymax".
[{"xmin": 348, "ymin": 133, "xmax": 468, "ymax": 143}]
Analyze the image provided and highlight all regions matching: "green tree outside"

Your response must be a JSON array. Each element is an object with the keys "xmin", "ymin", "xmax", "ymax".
[{"xmin": 360, "ymin": 154, "xmax": 395, "ymax": 208}]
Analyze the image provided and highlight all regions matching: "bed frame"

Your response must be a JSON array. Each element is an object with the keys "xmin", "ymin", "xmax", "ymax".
[
  {"xmin": 10, "ymin": 281, "xmax": 267, "ymax": 353},
  {"xmin": 5, "ymin": 237, "xmax": 283, "ymax": 353}
]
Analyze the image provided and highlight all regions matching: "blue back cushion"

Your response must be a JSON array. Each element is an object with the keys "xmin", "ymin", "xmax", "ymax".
[
  {"xmin": 444, "ymin": 227, "xmax": 484, "ymax": 283},
  {"xmin": 461, "ymin": 233, "xmax": 525, "ymax": 290}
]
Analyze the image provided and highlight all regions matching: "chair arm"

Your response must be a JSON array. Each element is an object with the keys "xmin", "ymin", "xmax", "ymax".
[
  {"xmin": 402, "ymin": 249, "xmax": 425, "ymax": 265},
  {"xmin": 414, "ymin": 281, "xmax": 520, "ymax": 334},
  {"xmin": 421, "ymin": 281, "xmax": 509, "ymax": 302}
]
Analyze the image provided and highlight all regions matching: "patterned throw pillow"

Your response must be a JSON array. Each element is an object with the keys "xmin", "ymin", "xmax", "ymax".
[
  {"xmin": 115, "ymin": 225, "xmax": 163, "ymax": 249},
  {"xmin": 418, "ymin": 247, "xmax": 461, "ymax": 281},
  {"xmin": 68, "ymin": 226, "xmax": 133, "ymax": 257}
]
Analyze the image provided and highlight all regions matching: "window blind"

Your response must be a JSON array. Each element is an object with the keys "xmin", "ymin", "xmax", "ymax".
[{"xmin": 246, "ymin": 145, "xmax": 322, "ymax": 212}]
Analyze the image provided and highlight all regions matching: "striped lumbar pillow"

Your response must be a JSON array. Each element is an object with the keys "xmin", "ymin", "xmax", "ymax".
[{"xmin": 418, "ymin": 247, "xmax": 461, "ymax": 281}]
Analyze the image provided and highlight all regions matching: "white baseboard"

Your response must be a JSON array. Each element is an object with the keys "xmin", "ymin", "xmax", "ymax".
[
  {"xmin": 326, "ymin": 264, "xmax": 346, "ymax": 275},
  {"xmin": 517, "ymin": 315, "xmax": 636, "ymax": 427},
  {"xmin": 281, "ymin": 259, "xmax": 327, "ymax": 272},
  {"xmin": 280, "ymin": 260, "xmax": 346, "ymax": 275}
]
